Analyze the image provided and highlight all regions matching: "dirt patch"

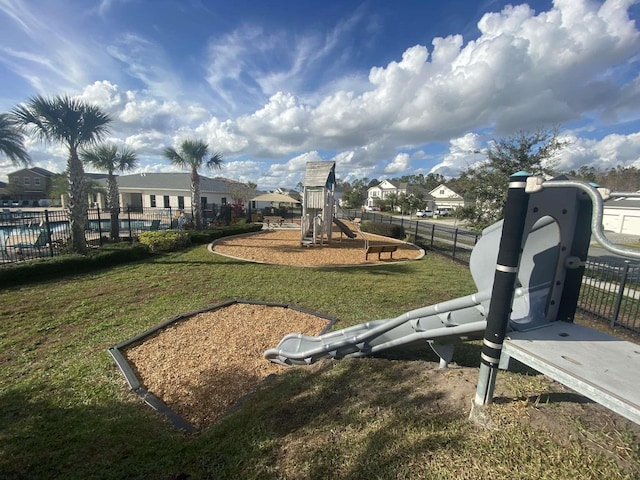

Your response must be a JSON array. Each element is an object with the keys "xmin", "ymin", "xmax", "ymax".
[{"xmin": 210, "ymin": 227, "xmax": 422, "ymax": 266}]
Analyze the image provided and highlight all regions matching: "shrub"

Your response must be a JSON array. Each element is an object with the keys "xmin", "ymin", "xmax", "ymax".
[
  {"xmin": 0, "ymin": 243, "xmax": 152, "ymax": 288},
  {"xmin": 360, "ymin": 221, "xmax": 406, "ymax": 240},
  {"xmin": 188, "ymin": 223, "xmax": 263, "ymax": 245},
  {"xmin": 0, "ymin": 223, "xmax": 265, "ymax": 288},
  {"xmin": 138, "ymin": 230, "xmax": 191, "ymax": 253}
]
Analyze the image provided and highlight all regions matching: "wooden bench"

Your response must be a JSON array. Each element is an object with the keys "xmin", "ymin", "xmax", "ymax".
[
  {"xmin": 365, "ymin": 244, "xmax": 398, "ymax": 260},
  {"xmin": 263, "ymin": 216, "xmax": 285, "ymax": 228}
]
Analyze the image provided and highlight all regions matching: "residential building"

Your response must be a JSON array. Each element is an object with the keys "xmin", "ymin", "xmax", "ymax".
[
  {"xmin": 5, "ymin": 167, "xmax": 55, "ymax": 205},
  {"xmin": 428, "ymin": 184, "xmax": 467, "ymax": 212},
  {"xmin": 99, "ymin": 172, "xmax": 257, "ymax": 213},
  {"xmin": 602, "ymin": 195, "xmax": 640, "ymax": 235},
  {"xmin": 366, "ymin": 179, "xmax": 433, "ymax": 210}
]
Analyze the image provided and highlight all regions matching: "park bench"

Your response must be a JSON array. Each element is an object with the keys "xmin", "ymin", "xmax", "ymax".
[
  {"xmin": 263, "ymin": 216, "xmax": 285, "ymax": 228},
  {"xmin": 365, "ymin": 244, "xmax": 398, "ymax": 260}
]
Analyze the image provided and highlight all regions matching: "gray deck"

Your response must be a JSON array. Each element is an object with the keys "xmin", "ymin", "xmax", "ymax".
[{"xmin": 501, "ymin": 322, "xmax": 640, "ymax": 425}]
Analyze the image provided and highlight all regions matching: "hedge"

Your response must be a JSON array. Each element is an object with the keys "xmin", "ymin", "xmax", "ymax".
[
  {"xmin": 0, "ymin": 223, "xmax": 265, "ymax": 288},
  {"xmin": 359, "ymin": 221, "xmax": 406, "ymax": 240}
]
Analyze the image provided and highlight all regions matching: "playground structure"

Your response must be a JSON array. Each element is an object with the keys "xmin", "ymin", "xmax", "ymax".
[
  {"xmin": 300, "ymin": 161, "xmax": 358, "ymax": 246},
  {"xmin": 266, "ymin": 174, "xmax": 640, "ymax": 425}
]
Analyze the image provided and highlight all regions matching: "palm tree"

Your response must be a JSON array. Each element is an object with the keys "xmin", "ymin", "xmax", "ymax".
[
  {"xmin": 80, "ymin": 144, "xmax": 138, "ymax": 240},
  {"xmin": 0, "ymin": 113, "xmax": 30, "ymax": 166},
  {"xmin": 12, "ymin": 95, "xmax": 111, "ymax": 253},
  {"xmin": 163, "ymin": 139, "xmax": 224, "ymax": 229}
]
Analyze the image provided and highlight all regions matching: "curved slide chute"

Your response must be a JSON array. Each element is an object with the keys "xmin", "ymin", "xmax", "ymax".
[{"xmin": 265, "ymin": 216, "xmax": 561, "ymax": 367}]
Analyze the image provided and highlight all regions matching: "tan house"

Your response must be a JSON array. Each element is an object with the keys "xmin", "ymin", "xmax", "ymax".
[{"xmin": 5, "ymin": 167, "xmax": 55, "ymax": 205}]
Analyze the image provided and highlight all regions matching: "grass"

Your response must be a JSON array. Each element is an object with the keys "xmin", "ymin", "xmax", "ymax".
[{"xmin": 1, "ymin": 245, "xmax": 639, "ymax": 479}]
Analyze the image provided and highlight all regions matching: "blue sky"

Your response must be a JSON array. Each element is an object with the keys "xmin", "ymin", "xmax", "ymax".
[{"xmin": 1, "ymin": 0, "xmax": 639, "ymax": 190}]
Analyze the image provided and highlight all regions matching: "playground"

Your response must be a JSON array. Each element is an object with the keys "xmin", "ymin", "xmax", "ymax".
[
  {"xmin": 210, "ymin": 225, "xmax": 423, "ymax": 266},
  {"xmin": 3, "ymin": 181, "xmax": 640, "ymax": 477}
]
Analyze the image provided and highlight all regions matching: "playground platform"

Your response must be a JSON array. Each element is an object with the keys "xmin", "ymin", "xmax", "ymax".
[{"xmin": 501, "ymin": 322, "xmax": 640, "ymax": 425}]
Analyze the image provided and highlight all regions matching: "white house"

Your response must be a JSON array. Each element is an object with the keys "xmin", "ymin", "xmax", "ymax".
[
  {"xmin": 428, "ymin": 184, "xmax": 467, "ymax": 212},
  {"xmin": 99, "ymin": 173, "xmax": 256, "ymax": 212},
  {"xmin": 366, "ymin": 180, "xmax": 430, "ymax": 209},
  {"xmin": 366, "ymin": 180, "xmax": 466, "ymax": 212},
  {"xmin": 602, "ymin": 196, "xmax": 640, "ymax": 235}
]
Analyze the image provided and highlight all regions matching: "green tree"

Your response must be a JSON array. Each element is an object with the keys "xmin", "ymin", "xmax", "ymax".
[
  {"xmin": 12, "ymin": 95, "xmax": 111, "ymax": 253},
  {"xmin": 163, "ymin": 139, "xmax": 224, "ymax": 230},
  {"xmin": 80, "ymin": 144, "xmax": 138, "ymax": 240},
  {"xmin": 342, "ymin": 178, "xmax": 370, "ymax": 208},
  {"xmin": 0, "ymin": 113, "xmax": 30, "ymax": 166},
  {"xmin": 384, "ymin": 192, "xmax": 399, "ymax": 212},
  {"xmin": 459, "ymin": 128, "xmax": 567, "ymax": 232}
]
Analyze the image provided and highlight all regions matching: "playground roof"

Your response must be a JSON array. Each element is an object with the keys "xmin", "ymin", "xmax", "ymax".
[{"xmin": 302, "ymin": 161, "xmax": 336, "ymax": 188}]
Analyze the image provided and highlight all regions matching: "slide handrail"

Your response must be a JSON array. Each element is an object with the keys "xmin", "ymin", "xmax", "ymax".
[{"xmin": 526, "ymin": 177, "xmax": 640, "ymax": 259}]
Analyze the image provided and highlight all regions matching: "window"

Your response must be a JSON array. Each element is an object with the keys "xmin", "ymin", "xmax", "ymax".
[
  {"xmin": 150, "ymin": 195, "xmax": 156, "ymax": 207},
  {"xmin": 178, "ymin": 196, "xmax": 185, "ymax": 209},
  {"xmin": 221, "ymin": 197, "xmax": 227, "ymax": 205},
  {"xmin": 34, "ymin": 177, "xmax": 41, "ymax": 186},
  {"xmin": 163, "ymin": 195, "xmax": 170, "ymax": 208},
  {"xmin": 440, "ymin": 189, "xmax": 445, "ymax": 195},
  {"xmin": 201, "ymin": 197, "xmax": 207, "ymax": 208},
  {"xmin": 24, "ymin": 177, "xmax": 30, "ymax": 185}
]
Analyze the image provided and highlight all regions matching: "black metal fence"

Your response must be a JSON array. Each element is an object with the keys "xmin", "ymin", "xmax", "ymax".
[
  {"xmin": 340, "ymin": 209, "xmax": 640, "ymax": 334},
  {"xmin": 1, "ymin": 207, "xmax": 180, "ymax": 264}
]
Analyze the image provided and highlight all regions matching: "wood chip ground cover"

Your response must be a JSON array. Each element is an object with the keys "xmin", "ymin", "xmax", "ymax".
[{"xmin": 125, "ymin": 303, "xmax": 328, "ymax": 429}]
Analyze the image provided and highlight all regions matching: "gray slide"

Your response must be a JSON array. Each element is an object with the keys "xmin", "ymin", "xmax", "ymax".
[
  {"xmin": 265, "ymin": 215, "xmax": 562, "ymax": 367},
  {"xmin": 333, "ymin": 217, "xmax": 357, "ymax": 238}
]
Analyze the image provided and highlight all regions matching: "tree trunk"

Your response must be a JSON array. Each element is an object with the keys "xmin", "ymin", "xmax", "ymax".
[
  {"xmin": 107, "ymin": 174, "xmax": 119, "ymax": 240},
  {"xmin": 191, "ymin": 169, "xmax": 202, "ymax": 230},
  {"xmin": 67, "ymin": 147, "xmax": 88, "ymax": 253}
]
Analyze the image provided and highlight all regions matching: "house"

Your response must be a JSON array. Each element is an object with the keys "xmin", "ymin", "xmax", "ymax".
[
  {"xmin": 428, "ymin": 184, "xmax": 467, "ymax": 212},
  {"xmin": 602, "ymin": 195, "xmax": 640, "ymax": 235},
  {"xmin": 5, "ymin": 167, "xmax": 55, "ymax": 205},
  {"xmin": 365, "ymin": 180, "xmax": 433, "ymax": 210},
  {"xmin": 95, "ymin": 173, "xmax": 257, "ymax": 213}
]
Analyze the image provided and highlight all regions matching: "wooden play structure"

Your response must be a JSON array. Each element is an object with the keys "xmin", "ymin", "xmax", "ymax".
[{"xmin": 300, "ymin": 162, "xmax": 336, "ymax": 246}]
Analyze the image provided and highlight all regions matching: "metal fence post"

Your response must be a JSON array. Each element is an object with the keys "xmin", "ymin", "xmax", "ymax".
[
  {"xmin": 452, "ymin": 228, "xmax": 459, "ymax": 259},
  {"xmin": 430, "ymin": 224, "xmax": 435, "ymax": 249},
  {"xmin": 44, "ymin": 209, "xmax": 54, "ymax": 257},
  {"xmin": 96, "ymin": 206, "xmax": 103, "ymax": 246},
  {"xmin": 127, "ymin": 207, "xmax": 132, "ymax": 241},
  {"xmin": 612, "ymin": 261, "xmax": 630, "ymax": 327}
]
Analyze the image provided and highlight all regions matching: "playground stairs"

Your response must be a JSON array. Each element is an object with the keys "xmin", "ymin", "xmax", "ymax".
[{"xmin": 500, "ymin": 321, "xmax": 640, "ymax": 425}]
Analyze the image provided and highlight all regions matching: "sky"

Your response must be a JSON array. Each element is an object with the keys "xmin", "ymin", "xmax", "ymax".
[{"xmin": 0, "ymin": 0, "xmax": 639, "ymax": 190}]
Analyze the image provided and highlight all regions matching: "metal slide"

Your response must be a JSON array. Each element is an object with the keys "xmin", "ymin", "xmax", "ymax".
[
  {"xmin": 265, "ymin": 214, "xmax": 562, "ymax": 367},
  {"xmin": 332, "ymin": 217, "xmax": 357, "ymax": 239}
]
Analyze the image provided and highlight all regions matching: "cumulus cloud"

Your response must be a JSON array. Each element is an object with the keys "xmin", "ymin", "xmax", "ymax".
[
  {"xmin": 384, "ymin": 153, "xmax": 411, "ymax": 174},
  {"xmin": 556, "ymin": 132, "xmax": 640, "ymax": 172},
  {"xmin": 2, "ymin": 0, "xmax": 640, "ymax": 189},
  {"xmin": 430, "ymin": 133, "xmax": 486, "ymax": 177}
]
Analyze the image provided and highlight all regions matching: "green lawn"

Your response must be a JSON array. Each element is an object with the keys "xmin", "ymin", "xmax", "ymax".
[{"xmin": 1, "ymin": 245, "xmax": 638, "ymax": 479}]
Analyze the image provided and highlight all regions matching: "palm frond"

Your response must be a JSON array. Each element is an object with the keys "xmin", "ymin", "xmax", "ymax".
[{"xmin": 0, "ymin": 113, "xmax": 31, "ymax": 165}]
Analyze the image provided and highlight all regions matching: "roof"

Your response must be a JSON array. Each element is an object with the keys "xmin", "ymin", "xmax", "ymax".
[
  {"xmin": 30, "ymin": 167, "xmax": 55, "ymax": 177},
  {"xmin": 8, "ymin": 167, "xmax": 55, "ymax": 178},
  {"xmin": 302, "ymin": 161, "xmax": 336, "ymax": 187},
  {"xmin": 604, "ymin": 197, "xmax": 640, "ymax": 209},
  {"xmin": 115, "ymin": 172, "xmax": 245, "ymax": 193}
]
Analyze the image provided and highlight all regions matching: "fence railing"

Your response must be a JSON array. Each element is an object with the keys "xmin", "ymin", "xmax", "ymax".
[
  {"xmin": 1, "ymin": 207, "xmax": 179, "ymax": 264},
  {"xmin": 339, "ymin": 209, "xmax": 640, "ymax": 334}
]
